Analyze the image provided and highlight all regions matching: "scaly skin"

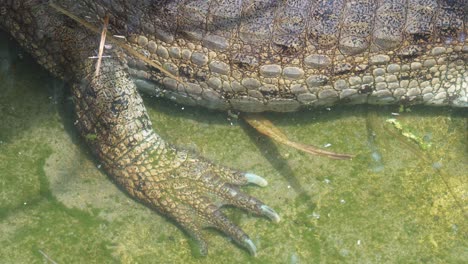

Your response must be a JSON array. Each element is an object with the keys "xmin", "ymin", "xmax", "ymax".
[
  {"xmin": 55, "ymin": 0, "xmax": 467, "ymax": 111},
  {"xmin": 0, "ymin": 1, "xmax": 278, "ymax": 256},
  {"xmin": 0, "ymin": 0, "xmax": 466, "ymax": 256}
]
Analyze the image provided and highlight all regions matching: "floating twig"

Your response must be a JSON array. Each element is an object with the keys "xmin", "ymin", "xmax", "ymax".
[
  {"xmin": 38, "ymin": 249, "xmax": 58, "ymax": 264},
  {"xmin": 243, "ymin": 113, "xmax": 355, "ymax": 160}
]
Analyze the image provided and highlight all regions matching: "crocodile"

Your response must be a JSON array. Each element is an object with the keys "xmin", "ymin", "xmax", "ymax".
[{"xmin": 1, "ymin": 0, "xmax": 467, "ymax": 256}]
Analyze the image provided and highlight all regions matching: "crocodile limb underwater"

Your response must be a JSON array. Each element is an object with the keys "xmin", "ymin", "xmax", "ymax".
[{"xmin": 0, "ymin": 0, "xmax": 466, "ymax": 256}]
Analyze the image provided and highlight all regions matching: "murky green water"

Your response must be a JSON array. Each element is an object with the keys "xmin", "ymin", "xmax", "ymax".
[{"xmin": 1, "ymin": 31, "xmax": 467, "ymax": 263}]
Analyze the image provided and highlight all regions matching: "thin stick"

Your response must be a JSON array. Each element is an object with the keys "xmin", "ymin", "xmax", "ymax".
[
  {"xmin": 48, "ymin": 2, "xmax": 185, "ymax": 85},
  {"xmin": 38, "ymin": 249, "xmax": 58, "ymax": 264},
  {"xmin": 243, "ymin": 113, "xmax": 355, "ymax": 160},
  {"xmin": 95, "ymin": 15, "xmax": 109, "ymax": 77}
]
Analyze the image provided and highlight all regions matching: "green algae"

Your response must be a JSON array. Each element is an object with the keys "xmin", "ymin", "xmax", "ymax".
[
  {"xmin": 386, "ymin": 118, "xmax": 432, "ymax": 150},
  {"xmin": 1, "ymin": 30, "xmax": 467, "ymax": 263},
  {"xmin": 85, "ymin": 133, "xmax": 98, "ymax": 141}
]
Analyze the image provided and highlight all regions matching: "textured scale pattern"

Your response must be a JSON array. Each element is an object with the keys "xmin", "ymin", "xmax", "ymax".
[
  {"xmin": 0, "ymin": 0, "xmax": 466, "ymax": 256},
  {"xmin": 83, "ymin": 0, "xmax": 468, "ymax": 112},
  {"xmin": 58, "ymin": 0, "xmax": 468, "ymax": 111},
  {"xmin": 1, "ymin": 0, "xmax": 281, "ymax": 255}
]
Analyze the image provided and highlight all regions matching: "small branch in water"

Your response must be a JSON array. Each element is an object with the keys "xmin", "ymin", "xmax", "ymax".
[
  {"xmin": 38, "ymin": 249, "xmax": 58, "ymax": 264},
  {"xmin": 243, "ymin": 113, "xmax": 355, "ymax": 160},
  {"xmin": 95, "ymin": 15, "xmax": 109, "ymax": 77}
]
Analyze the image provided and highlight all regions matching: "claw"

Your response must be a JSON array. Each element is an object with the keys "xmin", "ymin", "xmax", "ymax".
[
  {"xmin": 244, "ymin": 173, "xmax": 268, "ymax": 187},
  {"xmin": 244, "ymin": 238, "xmax": 257, "ymax": 256},
  {"xmin": 261, "ymin": 205, "xmax": 281, "ymax": 223}
]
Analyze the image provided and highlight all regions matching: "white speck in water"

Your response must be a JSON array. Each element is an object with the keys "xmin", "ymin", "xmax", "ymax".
[
  {"xmin": 371, "ymin": 151, "xmax": 382, "ymax": 162},
  {"xmin": 340, "ymin": 199, "xmax": 346, "ymax": 204},
  {"xmin": 308, "ymin": 212, "xmax": 320, "ymax": 219},
  {"xmin": 290, "ymin": 252, "xmax": 299, "ymax": 264},
  {"xmin": 97, "ymin": 164, "xmax": 102, "ymax": 169},
  {"xmin": 88, "ymin": 55, "xmax": 112, "ymax": 59},
  {"xmin": 229, "ymin": 189, "xmax": 238, "ymax": 196},
  {"xmin": 391, "ymin": 112, "xmax": 399, "ymax": 116},
  {"xmin": 23, "ymin": 202, "xmax": 27, "ymax": 205},
  {"xmin": 227, "ymin": 110, "xmax": 239, "ymax": 119},
  {"xmin": 357, "ymin": 240, "xmax": 361, "ymax": 245},
  {"xmin": 324, "ymin": 143, "xmax": 332, "ymax": 148},
  {"xmin": 326, "ymin": 107, "xmax": 331, "ymax": 111}
]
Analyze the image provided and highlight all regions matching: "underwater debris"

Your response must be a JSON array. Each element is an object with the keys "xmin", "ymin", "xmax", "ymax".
[
  {"xmin": 386, "ymin": 118, "xmax": 432, "ymax": 150},
  {"xmin": 243, "ymin": 113, "xmax": 355, "ymax": 160}
]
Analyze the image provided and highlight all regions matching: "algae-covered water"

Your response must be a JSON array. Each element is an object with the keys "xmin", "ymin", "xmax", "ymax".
[{"xmin": 1, "ymin": 31, "xmax": 467, "ymax": 263}]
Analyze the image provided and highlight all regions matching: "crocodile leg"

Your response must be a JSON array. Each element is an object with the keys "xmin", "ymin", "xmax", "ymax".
[
  {"xmin": 76, "ymin": 57, "xmax": 279, "ymax": 256},
  {"xmin": 1, "ymin": 1, "xmax": 279, "ymax": 255}
]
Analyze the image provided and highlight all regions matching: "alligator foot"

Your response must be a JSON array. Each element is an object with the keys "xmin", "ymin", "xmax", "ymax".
[
  {"xmin": 3, "ymin": 1, "xmax": 280, "ymax": 255},
  {"xmin": 133, "ymin": 151, "xmax": 281, "ymax": 256},
  {"xmin": 74, "ymin": 56, "xmax": 279, "ymax": 256}
]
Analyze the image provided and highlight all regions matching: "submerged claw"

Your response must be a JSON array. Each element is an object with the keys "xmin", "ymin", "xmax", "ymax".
[
  {"xmin": 245, "ymin": 173, "xmax": 268, "ymax": 187},
  {"xmin": 244, "ymin": 238, "xmax": 257, "ymax": 256},
  {"xmin": 261, "ymin": 205, "xmax": 281, "ymax": 223}
]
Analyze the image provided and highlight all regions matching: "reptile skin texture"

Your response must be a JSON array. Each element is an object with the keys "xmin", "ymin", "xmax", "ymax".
[{"xmin": 1, "ymin": 0, "xmax": 466, "ymax": 255}]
